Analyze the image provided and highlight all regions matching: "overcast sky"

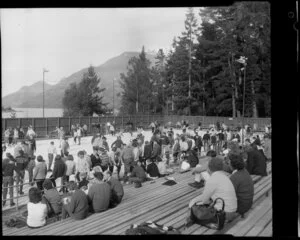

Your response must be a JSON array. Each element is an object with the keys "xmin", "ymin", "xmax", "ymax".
[{"xmin": 1, "ymin": 8, "xmax": 202, "ymax": 97}]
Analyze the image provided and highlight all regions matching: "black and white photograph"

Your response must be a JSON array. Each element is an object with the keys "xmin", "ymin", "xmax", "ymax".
[{"xmin": 1, "ymin": 3, "xmax": 273, "ymax": 236}]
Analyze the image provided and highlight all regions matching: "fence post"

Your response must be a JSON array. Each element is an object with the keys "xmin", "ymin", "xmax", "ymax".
[
  {"xmin": 69, "ymin": 117, "xmax": 71, "ymax": 134},
  {"xmin": 32, "ymin": 118, "xmax": 35, "ymax": 129},
  {"xmin": 122, "ymin": 116, "xmax": 124, "ymax": 129},
  {"xmin": 58, "ymin": 118, "xmax": 60, "ymax": 128}
]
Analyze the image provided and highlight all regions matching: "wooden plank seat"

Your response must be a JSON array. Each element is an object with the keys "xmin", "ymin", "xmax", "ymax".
[
  {"xmin": 3, "ymin": 162, "xmax": 271, "ymax": 236},
  {"xmin": 3, "ymin": 170, "xmax": 195, "ymax": 235},
  {"xmin": 112, "ymin": 167, "xmax": 272, "ymax": 235},
  {"xmin": 179, "ymin": 174, "xmax": 272, "ymax": 236}
]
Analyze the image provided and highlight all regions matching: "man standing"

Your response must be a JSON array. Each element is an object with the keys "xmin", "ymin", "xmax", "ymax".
[
  {"xmin": 15, "ymin": 150, "xmax": 29, "ymax": 195},
  {"xmin": 120, "ymin": 144, "xmax": 134, "ymax": 183},
  {"xmin": 2, "ymin": 153, "xmax": 18, "ymax": 207}
]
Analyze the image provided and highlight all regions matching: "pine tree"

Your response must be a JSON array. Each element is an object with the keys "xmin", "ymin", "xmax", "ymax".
[
  {"xmin": 119, "ymin": 46, "xmax": 153, "ymax": 115},
  {"xmin": 62, "ymin": 65, "xmax": 107, "ymax": 116}
]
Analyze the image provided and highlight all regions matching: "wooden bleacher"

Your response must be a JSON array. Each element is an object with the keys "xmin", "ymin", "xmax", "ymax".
[{"xmin": 3, "ymin": 162, "xmax": 271, "ymax": 236}]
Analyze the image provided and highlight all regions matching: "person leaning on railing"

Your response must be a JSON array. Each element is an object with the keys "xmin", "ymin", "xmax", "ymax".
[
  {"xmin": 15, "ymin": 150, "xmax": 29, "ymax": 195},
  {"xmin": 2, "ymin": 153, "xmax": 18, "ymax": 207},
  {"xmin": 33, "ymin": 155, "xmax": 47, "ymax": 191}
]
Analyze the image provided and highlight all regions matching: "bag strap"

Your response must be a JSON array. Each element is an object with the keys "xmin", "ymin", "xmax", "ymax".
[{"xmin": 212, "ymin": 197, "xmax": 225, "ymax": 211}]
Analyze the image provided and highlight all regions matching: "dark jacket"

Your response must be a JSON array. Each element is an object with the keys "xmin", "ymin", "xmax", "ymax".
[
  {"xmin": 143, "ymin": 144, "xmax": 152, "ymax": 160},
  {"xmin": 2, "ymin": 159, "xmax": 18, "ymax": 177},
  {"xmin": 15, "ymin": 155, "xmax": 28, "ymax": 171},
  {"xmin": 187, "ymin": 150, "xmax": 199, "ymax": 168},
  {"xmin": 131, "ymin": 165, "xmax": 147, "ymax": 181},
  {"xmin": 90, "ymin": 153, "xmax": 101, "ymax": 168},
  {"xmin": 69, "ymin": 189, "xmax": 89, "ymax": 220},
  {"xmin": 246, "ymin": 148, "xmax": 267, "ymax": 176},
  {"xmin": 107, "ymin": 177, "xmax": 124, "ymax": 203},
  {"xmin": 53, "ymin": 159, "xmax": 66, "ymax": 179},
  {"xmin": 203, "ymin": 133, "xmax": 210, "ymax": 141},
  {"xmin": 111, "ymin": 139, "xmax": 124, "ymax": 149},
  {"xmin": 194, "ymin": 135, "xmax": 203, "ymax": 148},
  {"xmin": 43, "ymin": 188, "xmax": 62, "ymax": 214},
  {"xmin": 151, "ymin": 144, "xmax": 161, "ymax": 160},
  {"xmin": 146, "ymin": 162, "xmax": 160, "ymax": 178},
  {"xmin": 230, "ymin": 169, "xmax": 254, "ymax": 215},
  {"xmin": 88, "ymin": 182, "xmax": 111, "ymax": 213}
]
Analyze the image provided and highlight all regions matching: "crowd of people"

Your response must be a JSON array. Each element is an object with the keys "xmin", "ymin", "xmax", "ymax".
[{"xmin": 2, "ymin": 120, "xmax": 272, "ymax": 229}]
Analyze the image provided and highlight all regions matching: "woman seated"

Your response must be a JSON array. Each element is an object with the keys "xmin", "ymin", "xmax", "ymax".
[
  {"xmin": 27, "ymin": 187, "xmax": 48, "ymax": 228},
  {"xmin": 228, "ymin": 152, "xmax": 254, "ymax": 216},
  {"xmin": 188, "ymin": 156, "xmax": 237, "ymax": 223}
]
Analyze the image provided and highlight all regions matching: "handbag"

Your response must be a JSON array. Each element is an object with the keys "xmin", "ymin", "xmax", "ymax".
[{"xmin": 189, "ymin": 198, "xmax": 226, "ymax": 230}]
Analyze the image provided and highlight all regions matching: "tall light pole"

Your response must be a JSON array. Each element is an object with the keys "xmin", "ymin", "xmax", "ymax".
[
  {"xmin": 43, "ymin": 68, "xmax": 49, "ymax": 118},
  {"xmin": 236, "ymin": 56, "xmax": 247, "ymax": 145},
  {"xmin": 113, "ymin": 77, "xmax": 115, "ymax": 116},
  {"xmin": 136, "ymin": 75, "xmax": 138, "ymax": 114}
]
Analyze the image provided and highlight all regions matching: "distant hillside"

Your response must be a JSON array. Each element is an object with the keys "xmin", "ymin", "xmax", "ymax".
[{"xmin": 2, "ymin": 52, "xmax": 156, "ymax": 110}]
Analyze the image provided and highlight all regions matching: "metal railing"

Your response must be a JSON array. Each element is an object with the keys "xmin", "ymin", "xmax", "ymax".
[{"xmin": 2, "ymin": 179, "xmax": 69, "ymax": 213}]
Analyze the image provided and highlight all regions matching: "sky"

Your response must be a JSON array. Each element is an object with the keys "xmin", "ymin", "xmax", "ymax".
[{"xmin": 1, "ymin": 7, "xmax": 202, "ymax": 97}]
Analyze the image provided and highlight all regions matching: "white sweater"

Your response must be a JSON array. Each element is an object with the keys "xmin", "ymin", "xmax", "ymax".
[{"xmin": 27, "ymin": 202, "xmax": 48, "ymax": 227}]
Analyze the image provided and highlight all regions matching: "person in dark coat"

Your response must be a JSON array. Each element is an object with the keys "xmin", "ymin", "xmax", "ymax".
[
  {"xmin": 62, "ymin": 181, "xmax": 89, "ymax": 220},
  {"xmin": 245, "ymin": 143, "xmax": 267, "ymax": 176},
  {"xmin": 52, "ymin": 155, "xmax": 67, "ymax": 192},
  {"xmin": 145, "ymin": 159, "xmax": 160, "ymax": 179},
  {"xmin": 104, "ymin": 171, "xmax": 124, "ymax": 208},
  {"xmin": 229, "ymin": 153, "xmax": 254, "ymax": 216},
  {"xmin": 143, "ymin": 141, "xmax": 152, "ymax": 162}
]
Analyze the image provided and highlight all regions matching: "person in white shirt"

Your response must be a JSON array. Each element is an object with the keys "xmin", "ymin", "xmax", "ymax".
[
  {"xmin": 188, "ymin": 156, "xmax": 237, "ymax": 222},
  {"xmin": 179, "ymin": 136, "xmax": 189, "ymax": 152},
  {"xmin": 76, "ymin": 125, "xmax": 82, "ymax": 145},
  {"xmin": 47, "ymin": 141, "xmax": 57, "ymax": 171},
  {"xmin": 27, "ymin": 187, "xmax": 48, "ymax": 228}
]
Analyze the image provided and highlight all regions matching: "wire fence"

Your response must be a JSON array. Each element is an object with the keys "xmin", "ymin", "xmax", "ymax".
[{"xmin": 2, "ymin": 115, "xmax": 271, "ymax": 140}]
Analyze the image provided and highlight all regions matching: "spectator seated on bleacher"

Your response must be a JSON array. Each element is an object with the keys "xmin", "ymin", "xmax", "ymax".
[
  {"xmin": 61, "ymin": 181, "xmax": 89, "ymax": 220},
  {"xmin": 129, "ymin": 160, "xmax": 147, "ymax": 188},
  {"xmin": 228, "ymin": 153, "xmax": 254, "ymax": 217},
  {"xmin": 186, "ymin": 149, "xmax": 199, "ymax": 168},
  {"xmin": 263, "ymin": 134, "xmax": 271, "ymax": 161},
  {"xmin": 78, "ymin": 172, "xmax": 89, "ymax": 190},
  {"xmin": 104, "ymin": 171, "xmax": 124, "ymax": 208},
  {"xmin": 27, "ymin": 187, "xmax": 48, "ymax": 228},
  {"xmin": 188, "ymin": 156, "xmax": 238, "ymax": 223},
  {"xmin": 244, "ymin": 142, "xmax": 267, "ymax": 177},
  {"xmin": 188, "ymin": 150, "xmax": 216, "ymax": 189},
  {"xmin": 42, "ymin": 179, "xmax": 62, "ymax": 217},
  {"xmin": 146, "ymin": 159, "xmax": 160, "ymax": 179},
  {"xmin": 87, "ymin": 172, "xmax": 111, "ymax": 213}
]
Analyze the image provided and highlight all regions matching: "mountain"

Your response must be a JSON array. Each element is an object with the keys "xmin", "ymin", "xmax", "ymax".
[
  {"xmin": 2, "ymin": 51, "xmax": 157, "ymax": 110},
  {"xmin": 2, "ymin": 81, "xmax": 52, "ymax": 108}
]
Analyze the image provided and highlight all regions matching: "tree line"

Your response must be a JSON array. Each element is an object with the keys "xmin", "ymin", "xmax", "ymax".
[
  {"xmin": 119, "ymin": 2, "xmax": 270, "ymax": 117},
  {"xmin": 62, "ymin": 2, "xmax": 270, "ymax": 118}
]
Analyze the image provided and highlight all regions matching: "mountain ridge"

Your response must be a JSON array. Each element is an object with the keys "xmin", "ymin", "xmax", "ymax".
[{"xmin": 2, "ymin": 51, "xmax": 157, "ymax": 110}]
